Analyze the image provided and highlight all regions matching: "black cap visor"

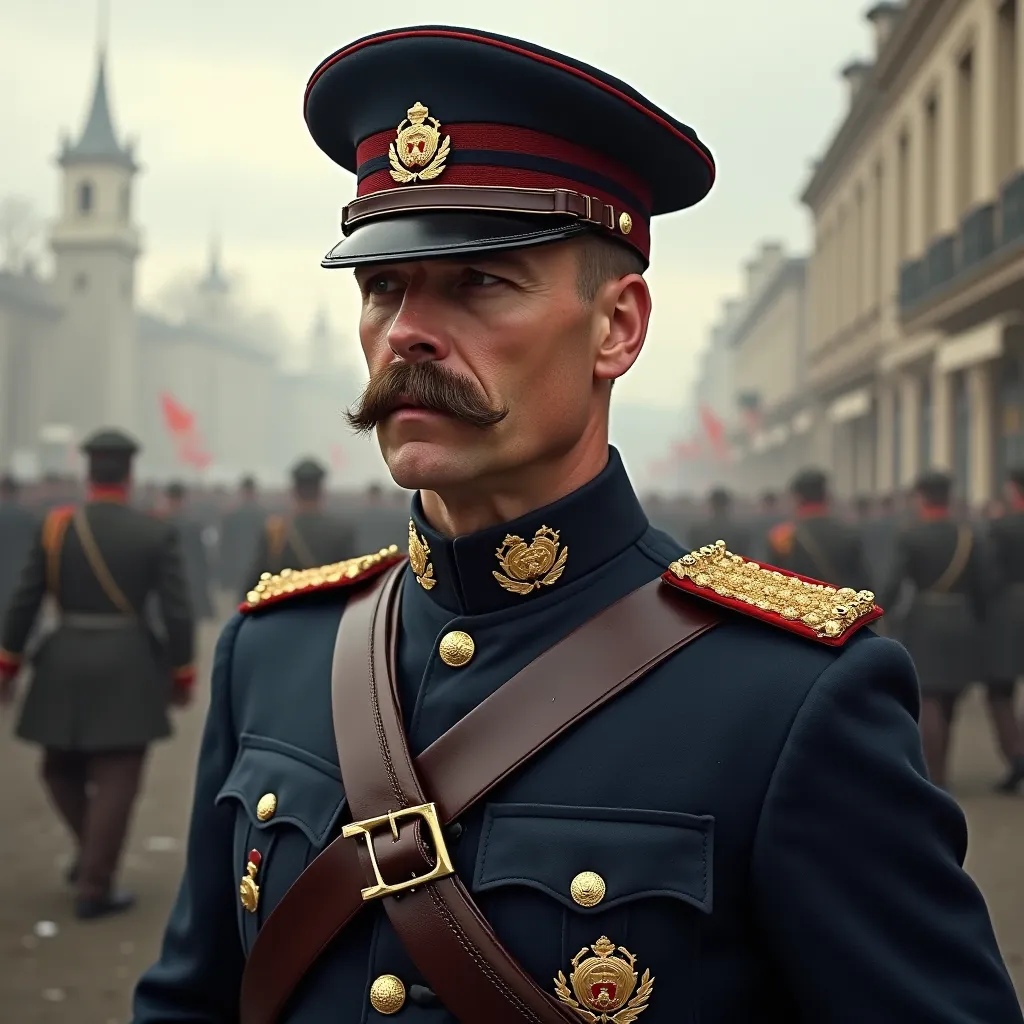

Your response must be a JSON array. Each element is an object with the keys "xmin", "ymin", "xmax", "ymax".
[{"xmin": 321, "ymin": 211, "xmax": 593, "ymax": 268}]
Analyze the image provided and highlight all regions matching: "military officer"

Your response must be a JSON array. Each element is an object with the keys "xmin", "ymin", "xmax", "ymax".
[
  {"xmin": 880, "ymin": 471, "xmax": 989, "ymax": 789},
  {"xmin": 218, "ymin": 476, "xmax": 266, "ymax": 594},
  {"xmin": 686, "ymin": 486, "xmax": 750, "ymax": 552},
  {"xmin": 162, "ymin": 481, "xmax": 215, "ymax": 621},
  {"xmin": 766, "ymin": 468, "xmax": 873, "ymax": 592},
  {"xmin": 0, "ymin": 429, "xmax": 196, "ymax": 919},
  {"xmin": 242, "ymin": 457, "xmax": 356, "ymax": 596},
  {"xmin": 982, "ymin": 466, "xmax": 1024, "ymax": 793},
  {"xmin": 0, "ymin": 472, "xmax": 38, "ymax": 615},
  {"xmin": 133, "ymin": 28, "xmax": 1021, "ymax": 1024}
]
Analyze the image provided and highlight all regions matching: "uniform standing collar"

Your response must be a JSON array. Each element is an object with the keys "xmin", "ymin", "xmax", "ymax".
[{"xmin": 406, "ymin": 447, "xmax": 648, "ymax": 615}]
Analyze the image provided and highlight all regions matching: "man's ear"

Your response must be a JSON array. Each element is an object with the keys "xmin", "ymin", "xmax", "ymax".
[{"xmin": 593, "ymin": 274, "xmax": 651, "ymax": 383}]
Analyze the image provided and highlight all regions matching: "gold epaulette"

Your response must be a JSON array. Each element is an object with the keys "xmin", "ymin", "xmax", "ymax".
[
  {"xmin": 662, "ymin": 540, "xmax": 882, "ymax": 646},
  {"xmin": 241, "ymin": 546, "xmax": 404, "ymax": 613}
]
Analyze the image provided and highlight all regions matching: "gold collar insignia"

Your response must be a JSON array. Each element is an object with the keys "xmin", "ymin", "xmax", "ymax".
[
  {"xmin": 554, "ymin": 935, "xmax": 654, "ymax": 1023},
  {"xmin": 408, "ymin": 520, "xmax": 437, "ymax": 590},
  {"xmin": 389, "ymin": 102, "xmax": 451, "ymax": 184},
  {"xmin": 493, "ymin": 525, "xmax": 568, "ymax": 596}
]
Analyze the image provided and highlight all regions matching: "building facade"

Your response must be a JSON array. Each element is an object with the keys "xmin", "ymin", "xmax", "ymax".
[
  {"xmin": 0, "ymin": 46, "xmax": 372, "ymax": 488},
  {"xmin": 803, "ymin": 0, "xmax": 1024, "ymax": 504}
]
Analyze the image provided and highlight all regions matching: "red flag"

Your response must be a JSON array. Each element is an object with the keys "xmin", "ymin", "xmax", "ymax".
[
  {"xmin": 159, "ymin": 392, "xmax": 211, "ymax": 469},
  {"xmin": 699, "ymin": 404, "xmax": 731, "ymax": 460},
  {"xmin": 160, "ymin": 392, "xmax": 194, "ymax": 435}
]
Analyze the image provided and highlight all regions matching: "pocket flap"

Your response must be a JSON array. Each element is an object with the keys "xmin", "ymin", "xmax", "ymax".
[
  {"xmin": 215, "ymin": 733, "xmax": 346, "ymax": 848},
  {"xmin": 473, "ymin": 803, "xmax": 713, "ymax": 913}
]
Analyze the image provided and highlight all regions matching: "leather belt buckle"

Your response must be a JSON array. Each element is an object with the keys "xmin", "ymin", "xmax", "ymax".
[{"xmin": 342, "ymin": 802, "xmax": 455, "ymax": 901}]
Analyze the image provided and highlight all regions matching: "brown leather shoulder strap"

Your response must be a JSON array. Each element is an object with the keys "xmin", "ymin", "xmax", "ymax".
[
  {"xmin": 41, "ymin": 506, "xmax": 74, "ymax": 604},
  {"xmin": 929, "ymin": 525, "xmax": 973, "ymax": 594},
  {"xmin": 265, "ymin": 516, "xmax": 287, "ymax": 565},
  {"xmin": 284, "ymin": 519, "xmax": 317, "ymax": 569},
  {"xmin": 239, "ymin": 570, "xmax": 718, "ymax": 1023},
  {"xmin": 71, "ymin": 508, "xmax": 138, "ymax": 618}
]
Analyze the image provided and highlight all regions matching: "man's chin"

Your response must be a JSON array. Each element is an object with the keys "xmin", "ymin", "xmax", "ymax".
[{"xmin": 379, "ymin": 436, "xmax": 483, "ymax": 491}]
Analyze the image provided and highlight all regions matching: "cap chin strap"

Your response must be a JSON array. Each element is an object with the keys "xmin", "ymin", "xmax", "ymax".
[{"xmin": 341, "ymin": 184, "xmax": 619, "ymax": 235}]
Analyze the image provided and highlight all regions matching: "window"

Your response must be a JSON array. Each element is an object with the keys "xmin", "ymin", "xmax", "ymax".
[
  {"xmin": 952, "ymin": 371, "xmax": 970, "ymax": 497},
  {"xmin": 997, "ymin": 0, "xmax": 1019, "ymax": 184},
  {"xmin": 956, "ymin": 50, "xmax": 975, "ymax": 214},
  {"xmin": 77, "ymin": 180, "xmax": 93, "ymax": 214},
  {"xmin": 923, "ymin": 93, "xmax": 939, "ymax": 240}
]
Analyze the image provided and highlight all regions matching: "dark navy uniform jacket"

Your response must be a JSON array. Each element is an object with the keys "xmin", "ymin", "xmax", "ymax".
[{"xmin": 133, "ymin": 449, "xmax": 1021, "ymax": 1023}]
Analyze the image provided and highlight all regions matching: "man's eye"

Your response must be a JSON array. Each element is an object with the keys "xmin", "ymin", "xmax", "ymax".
[
  {"xmin": 368, "ymin": 275, "xmax": 400, "ymax": 295},
  {"xmin": 464, "ymin": 270, "xmax": 502, "ymax": 287}
]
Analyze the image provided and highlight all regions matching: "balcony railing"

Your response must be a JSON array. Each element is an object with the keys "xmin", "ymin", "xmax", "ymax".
[{"xmin": 898, "ymin": 170, "xmax": 1024, "ymax": 315}]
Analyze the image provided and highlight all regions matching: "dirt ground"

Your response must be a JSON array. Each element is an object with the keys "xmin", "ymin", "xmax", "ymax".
[{"xmin": 0, "ymin": 608, "xmax": 1021, "ymax": 1023}]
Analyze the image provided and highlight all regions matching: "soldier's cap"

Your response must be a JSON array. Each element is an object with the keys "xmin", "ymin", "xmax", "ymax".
[
  {"xmin": 915, "ymin": 470, "xmax": 953, "ymax": 503},
  {"xmin": 291, "ymin": 457, "xmax": 327, "ymax": 483},
  {"xmin": 304, "ymin": 26, "xmax": 716, "ymax": 269},
  {"xmin": 80, "ymin": 428, "xmax": 140, "ymax": 456}
]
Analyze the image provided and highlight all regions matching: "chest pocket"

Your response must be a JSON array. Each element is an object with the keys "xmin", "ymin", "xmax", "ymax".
[
  {"xmin": 214, "ymin": 733, "xmax": 346, "ymax": 951},
  {"xmin": 472, "ymin": 803, "xmax": 712, "ymax": 1023}
]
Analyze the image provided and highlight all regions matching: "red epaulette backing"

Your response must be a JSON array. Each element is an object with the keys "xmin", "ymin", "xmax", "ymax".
[
  {"xmin": 240, "ymin": 546, "xmax": 405, "ymax": 613},
  {"xmin": 662, "ymin": 540, "xmax": 882, "ymax": 647}
]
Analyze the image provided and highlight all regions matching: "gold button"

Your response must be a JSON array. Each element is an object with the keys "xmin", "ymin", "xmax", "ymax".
[
  {"xmin": 570, "ymin": 871, "xmax": 607, "ymax": 908},
  {"xmin": 439, "ymin": 630, "xmax": 475, "ymax": 668},
  {"xmin": 369, "ymin": 974, "xmax": 406, "ymax": 1014},
  {"xmin": 618, "ymin": 211, "xmax": 633, "ymax": 235},
  {"xmin": 256, "ymin": 793, "xmax": 277, "ymax": 822}
]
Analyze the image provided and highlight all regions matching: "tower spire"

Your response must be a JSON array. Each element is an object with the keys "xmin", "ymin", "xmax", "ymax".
[{"xmin": 59, "ymin": 18, "xmax": 135, "ymax": 170}]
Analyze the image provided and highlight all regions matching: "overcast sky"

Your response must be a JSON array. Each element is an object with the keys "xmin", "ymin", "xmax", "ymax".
[{"xmin": 2, "ymin": 0, "xmax": 872, "ymax": 410}]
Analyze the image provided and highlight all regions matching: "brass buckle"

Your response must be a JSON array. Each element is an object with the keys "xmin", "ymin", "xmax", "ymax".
[{"xmin": 342, "ymin": 801, "xmax": 455, "ymax": 902}]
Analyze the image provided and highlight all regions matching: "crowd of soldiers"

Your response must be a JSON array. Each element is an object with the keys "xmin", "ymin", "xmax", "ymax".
[
  {"xmin": 647, "ymin": 466, "xmax": 1024, "ymax": 794},
  {"xmin": 1, "ymin": 434, "xmax": 1022, "ymax": 922}
]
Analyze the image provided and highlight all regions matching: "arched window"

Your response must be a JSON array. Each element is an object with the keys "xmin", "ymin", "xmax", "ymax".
[{"xmin": 78, "ymin": 180, "xmax": 94, "ymax": 214}]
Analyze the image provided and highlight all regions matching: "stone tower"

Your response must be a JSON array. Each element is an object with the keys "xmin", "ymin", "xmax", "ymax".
[{"xmin": 49, "ymin": 46, "xmax": 140, "ymax": 439}]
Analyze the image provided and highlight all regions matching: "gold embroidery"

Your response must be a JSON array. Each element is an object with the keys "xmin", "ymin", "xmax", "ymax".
[
  {"xmin": 554, "ymin": 935, "xmax": 654, "ymax": 1023},
  {"xmin": 243, "ymin": 546, "xmax": 401, "ymax": 608},
  {"xmin": 493, "ymin": 525, "xmax": 568, "ymax": 596},
  {"xmin": 668, "ymin": 540, "xmax": 877, "ymax": 640},
  {"xmin": 408, "ymin": 520, "xmax": 437, "ymax": 591},
  {"xmin": 389, "ymin": 102, "xmax": 451, "ymax": 183}
]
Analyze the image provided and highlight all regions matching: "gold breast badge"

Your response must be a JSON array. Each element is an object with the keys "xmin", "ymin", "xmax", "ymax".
[
  {"xmin": 408, "ymin": 520, "xmax": 437, "ymax": 590},
  {"xmin": 554, "ymin": 936, "xmax": 654, "ymax": 1023},
  {"xmin": 493, "ymin": 525, "xmax": 568, "ymax": 595},
  {"xmin": 239, "ymin": 848, "xmax": 262, "ymax": 913},
  {"xmin": 389, "ymin": 102, "xmax": 451, "ymax": 184}
]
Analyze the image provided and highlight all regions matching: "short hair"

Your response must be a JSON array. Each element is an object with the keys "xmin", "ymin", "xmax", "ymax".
[
  {"xmin": 166, "ymin": 481, "xmax": 187, "ymax": 501},
  {"xmin": 240, "ymin": 475, "xmax": 257, "ymax": 492},
  {"xmin": 575, "ymin": 233, "xmax": 646, "ymax": 303},
  {"xmin": 915, "ymin": 471, "xmax": 952, "ymax": 507},
  {"xmin": 791, "ymin": 468, "xmax": 828, "ymax": 505},
  {"xmin": 88, "ymin": 453, "xmax": 132, "ymax": 486},
  {"xmin": 1008, "ymin": 466, "xmax": 1024, "ymax": 492}
]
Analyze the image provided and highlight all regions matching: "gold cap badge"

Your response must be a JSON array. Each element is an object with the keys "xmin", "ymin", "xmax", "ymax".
[
  {"xmin": 389, "ymin": 102, "xmax": 451, "ymax": 184},
  {"xmin": 554, "ymin": 935, "xmax": 654, "ymax": 1022},
  {"xmin": 493, "ymin": 525, "xmax": 568, "ymax": 595},
  {"xmin": 408, "ymin": 520, "xmax": 436, "ymax": 590}
]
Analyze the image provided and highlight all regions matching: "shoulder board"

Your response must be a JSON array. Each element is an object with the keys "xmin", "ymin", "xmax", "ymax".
[
  {"xmin": 766, "ymin": 520, "xmax": 795, "ymax": 556},
  {"xmin": 240, "ymin": 546, "xmax": 404, "ymax": 613},
  {"xmin": 663, "ymin": 540, "xmax": 882, "ymax": 647}
]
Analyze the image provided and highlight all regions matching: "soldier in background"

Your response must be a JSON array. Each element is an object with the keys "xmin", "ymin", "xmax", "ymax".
[
  {"xmin": 161, "ymin": 482, "xmax": 215, "ymax": 622},
  {"xmin": 749, "ymin": 489, "xmax": 783, "ymax": 562},
  {"xmin": 242, "ymin": 457, "xmax": 356, "ymax": 595},
  {"xmin": 687, "ymin": 486, "xmax": 750, "ymax": 552},
  {"xmin": 352, "ymin": 481, "xmax": 408, "ymax": 554},
  {"xmin": 0, "ymin": 429, "xmax": 195, "ymax": 919},
  {"xmin": 880, "ymin": 471, "xmax": 988, "ymax": 789},
  {"xmin": 982, "ymin": 466, "xmax": 1024, "ymax": 793},
  {"xmin": 766, "ymin": 469, "xmax": 872, "ymax": 591},
  {"xmin": 217, "ymin": 476, "xmax": 265, "ymax": 596},
  {"xmin": 0, "ymin": 473, "xmax": 37, "ymax": 615}
]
